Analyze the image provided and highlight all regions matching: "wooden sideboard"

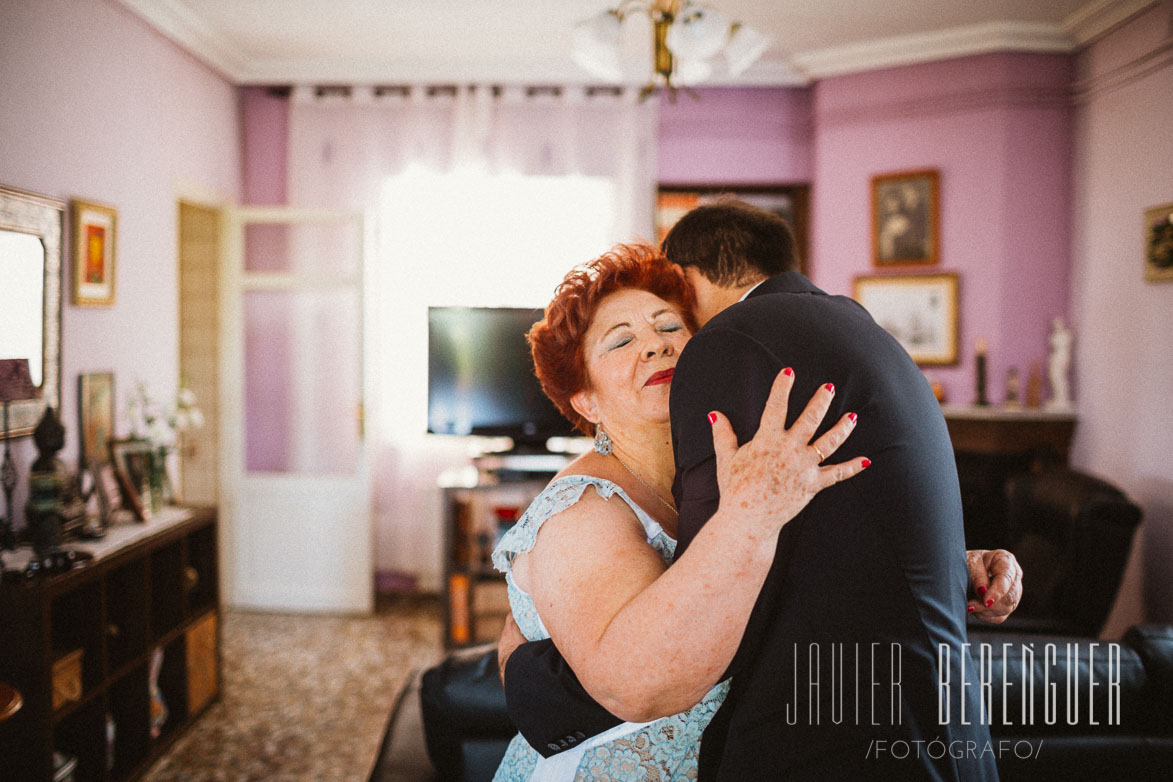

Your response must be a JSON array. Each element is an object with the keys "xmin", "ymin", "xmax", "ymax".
[
  {"xmin": 0, "ymin": 507, "xmax": 219, "ymax": 781},
  {"xmin": 941, "ymin": 406, "xmax": 1077, "ymax": 549},
  {"xmin": 941, "ymin": 404, "xmax": 1077, "ymax": 464}
]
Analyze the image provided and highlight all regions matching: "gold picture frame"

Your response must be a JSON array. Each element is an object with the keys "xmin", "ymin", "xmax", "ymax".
[
  {"xmin": 71, "ymin": 199, "xmax": 117, "ymax": 306},
  {"xmin": 1144, "ymin": 201, "xmax": 1173, "ymax": 282},
  {"xmin": 852, "ymin": 273, "xmax": 959, "ymax": 366},
  {"xmin": 871, "ymin": 169, "xmax": 939, "ymax": 267}
]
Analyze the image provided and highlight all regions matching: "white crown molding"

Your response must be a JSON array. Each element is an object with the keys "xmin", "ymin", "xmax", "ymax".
[
  {"xmin": 230, "ymin": 55, "xmax": 810, "ymax": 88},
  {"xmin": 117, "ymin": 0, "xmax": 249, "ymax": 80},
  {"xmin": 1063, "ymin": 0, "xmax": 1160, "ymax": 46},
  {"xmin": 794, "ymin": 21, "xmax": 1075, "ymax": 81},
  {"xmin": 117, "ymin": 3, "xmax": 1144, "ymax": 88}
]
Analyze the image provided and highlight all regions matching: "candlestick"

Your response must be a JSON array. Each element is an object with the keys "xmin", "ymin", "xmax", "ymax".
[{"xmin": 974, "ymin": 338, "xmax": 988, "ymax": 406}]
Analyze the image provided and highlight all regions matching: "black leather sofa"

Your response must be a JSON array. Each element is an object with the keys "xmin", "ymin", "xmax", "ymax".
[{"xmin": 408, "ymin": 624, "xmax": 1173, "ymax": 782}]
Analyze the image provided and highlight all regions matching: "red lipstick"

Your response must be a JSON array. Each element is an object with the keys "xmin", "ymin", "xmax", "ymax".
[{"xmin": 645, "ymin": 368, "xmax": 674, "ymax": 386}]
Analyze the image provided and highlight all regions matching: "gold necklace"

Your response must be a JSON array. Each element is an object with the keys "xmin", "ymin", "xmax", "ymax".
[{"xmin": 611, "ymin": 452, "xmax": 677, "ymax": 516}]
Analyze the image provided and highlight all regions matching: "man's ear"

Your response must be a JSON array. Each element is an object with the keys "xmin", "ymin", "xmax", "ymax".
[{"xmin": 569, "ymin": 389, "xmax": 598, "ymax": 426}]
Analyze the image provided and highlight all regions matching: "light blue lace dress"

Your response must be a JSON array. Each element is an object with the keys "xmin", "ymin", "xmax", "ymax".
[{"xmin": 490, "ymin": 475, "xmax": 730, "ymax": 782}]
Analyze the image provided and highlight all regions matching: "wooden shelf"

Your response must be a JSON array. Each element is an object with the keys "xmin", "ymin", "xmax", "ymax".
[
  {"xmin": 441, "ymin": 478, "xmax": 553, "ymax": 648},
  {"xmin": 0, "ymin": 507, "xmax": 220, "ymax": 781}
]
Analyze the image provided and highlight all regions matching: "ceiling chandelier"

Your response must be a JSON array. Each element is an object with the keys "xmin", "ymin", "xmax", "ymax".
[{"xmin": 572, "ymin": 0, "xmax": 771, "ymax": 98}]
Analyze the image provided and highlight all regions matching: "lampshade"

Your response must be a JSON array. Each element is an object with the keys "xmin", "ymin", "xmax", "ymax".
[
  {"xmin": 672, "ymin": 57, "xmax": 713, "ymax": 86},
  {"xmin": 664, "ymin": 3, "xmax": 730, "ymax": 61},
  {"xmin": 0, "ymin": 359, "xmax": 37, "ymax": 403},
  {"xmin": 572, "ymin": 10, "xmax": 624, "ymax": 81},
  {"xmin": 571, "ymin": 1, "xmax": 772, "ymax": 94},
  {"xmin": 723, "ymin": 22, "xmax": 772, "ymax": 76}
]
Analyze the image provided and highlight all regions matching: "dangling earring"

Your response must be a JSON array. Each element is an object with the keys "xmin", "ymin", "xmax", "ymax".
[{"xmin": 593, "ymin": 424, "xmax": 612, "ymax": 455}]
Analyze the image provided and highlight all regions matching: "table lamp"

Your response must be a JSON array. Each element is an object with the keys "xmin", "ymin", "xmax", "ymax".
[{"xmin": 0, "ymin": 358, "xmax": 39, "ymax": 551}]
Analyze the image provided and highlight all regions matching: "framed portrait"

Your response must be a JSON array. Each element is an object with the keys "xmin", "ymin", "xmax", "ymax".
[
  {"xmin": 1144, "ymin": 202, "xmax": 1173, "ymax": 281},
  {"xmin": 871, "ymin": 169, "xmax": 939, "ymax": 267},
  {"xmin": 853, "ymin": 273, "xmax": 959, "ymax": 366},
  {"xmin": 78, "ymin": 372, "xmax": 114, "ymax": 468},
  {"xmin": 109, "ymin": 438, "xmax": 153, "ymax": 521},
  {"xmin": 71, "ymin": 199, "xmax": 117, "ymax": 306},
  {"xmin": 656, "ymin": 185, "xmax": 810, "ymax": 275}
]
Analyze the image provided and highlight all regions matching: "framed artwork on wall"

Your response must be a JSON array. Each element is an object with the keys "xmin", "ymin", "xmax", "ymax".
[
  {"xmin": 852, "ymin": 273, "xmax": 959, "ymax": 366},
  {"xmin": 78, "ymin": 372, "xmax": 114, "ymax": 469},
  {"xmin": 71, "ymin": 199, "xmax": 117, "ymax": 306},
  {"xmin": 1144, "ymin": 201, "xmax": 1173, "ymax": 281},
  {"xmin": 656, "ymin": 185, "xmax": 810, "ymax": 275},
  {"xmin": 871, "ymin": 169, "xmax": 939, "ymax": 267}
]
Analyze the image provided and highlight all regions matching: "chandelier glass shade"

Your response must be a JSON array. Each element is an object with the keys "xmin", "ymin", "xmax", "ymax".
[{"xmin": 571, "ymin": 1, "xmax": 771, "ymax": 95}]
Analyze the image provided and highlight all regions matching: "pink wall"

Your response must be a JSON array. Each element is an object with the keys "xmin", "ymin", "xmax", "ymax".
[
  {"xmin": 811, "ymin": 53, "xmax": 1073, "ymax": 405},
  {"xmin": 1070, "ymin": 4, "xmax": 1173, "ymax": 631},
  {"xmin": 658, "ymin": 87, "xmax": 813, "ymax": 184},
  {"xmin": 0, "ymin": 0, "xmax": 241, "ymax": 521}
]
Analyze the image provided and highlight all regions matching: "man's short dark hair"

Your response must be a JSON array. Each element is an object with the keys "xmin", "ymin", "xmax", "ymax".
[{"xmin": 660, "ymin": 199, "xmax": 800, "ymax": 286}]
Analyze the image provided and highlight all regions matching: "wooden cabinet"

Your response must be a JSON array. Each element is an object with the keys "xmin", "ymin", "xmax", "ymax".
[{"xmin": 0, "ymin": 507, "xmax": 219, "ymax": 781}]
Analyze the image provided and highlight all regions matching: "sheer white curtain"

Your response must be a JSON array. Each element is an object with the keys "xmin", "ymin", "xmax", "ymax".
[{"xmin": 285, "ymin": 85, "xmax": 658, "ymax": 590}]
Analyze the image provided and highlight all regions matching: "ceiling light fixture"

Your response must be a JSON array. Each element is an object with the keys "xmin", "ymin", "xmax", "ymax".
[{"xmin": 572, "ymin": 1, "xmax": 771, "ymax": 99}]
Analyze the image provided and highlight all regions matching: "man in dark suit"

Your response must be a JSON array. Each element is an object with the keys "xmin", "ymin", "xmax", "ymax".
[{"xmin": 501, "ymin": 201, "xmax": 1017, "ymax": 779}]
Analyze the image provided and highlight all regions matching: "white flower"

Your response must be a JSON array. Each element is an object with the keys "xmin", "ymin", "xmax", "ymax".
[{"xmin": 124, "ymin": 381, "xmax": 204, "ymax": 450}]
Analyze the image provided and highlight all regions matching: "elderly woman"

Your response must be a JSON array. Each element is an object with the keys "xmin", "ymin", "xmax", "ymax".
[{"xmin": 490, "ymin": 244, "xmax": 869, "ymax": 780}]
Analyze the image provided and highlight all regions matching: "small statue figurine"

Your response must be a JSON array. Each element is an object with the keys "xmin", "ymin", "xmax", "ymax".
[
  {"xmin": 1004, "ymin": 367, "xmax": 1021, "ymax": 408},
  {"xmin": 27, "ymin": 407, "xmax": 66, "ymax": 555},
  {"xmin": 1045, "ymin": 317, "xmax": 1074, "ymax": 411}
]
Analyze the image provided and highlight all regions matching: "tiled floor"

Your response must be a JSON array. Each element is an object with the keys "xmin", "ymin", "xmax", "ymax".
[{"xmin": 144, "ymin": 595, "xmax": 445, "ymax": 782}]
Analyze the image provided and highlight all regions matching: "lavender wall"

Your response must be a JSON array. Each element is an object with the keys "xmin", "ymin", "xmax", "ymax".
[
  {"xmin": 0, "ymin": 0, "xmax": 241, "ymax": 519},
  {"xmin": 812, "ymin": 53, "xmax": 1074, "ymax": 404},
  {"xmin": 658, "ymin": 87, "xmax": 813, "ymax": 184},
  {"xmin": 1071, "ymin": 4, "xmax": 1173, "ymax": 632}
]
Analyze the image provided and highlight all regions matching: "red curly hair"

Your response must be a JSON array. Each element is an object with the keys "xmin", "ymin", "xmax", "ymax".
[{"xmin": 528, "ymin": 243, "xmax": 697, "ymax": 435}]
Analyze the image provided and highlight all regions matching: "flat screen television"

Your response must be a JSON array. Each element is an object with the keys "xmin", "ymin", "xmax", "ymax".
[{"xmin": 427, "ymin": 307, "xmax": 578, "ymax": 450}]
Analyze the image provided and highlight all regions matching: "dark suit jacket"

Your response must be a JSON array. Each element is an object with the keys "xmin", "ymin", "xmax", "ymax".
[{"xmin": 503, "ymin": 273, "xmax": 998, "ymax": 780}]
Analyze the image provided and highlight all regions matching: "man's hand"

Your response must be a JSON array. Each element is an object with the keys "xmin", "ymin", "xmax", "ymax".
[
  {"xmin": 966, "ymin": 549, "xmax": 1023, "ymax": 624},
  {"xmin": 497, "ymin": 612, "xmax": 526, "ymax": 686}
]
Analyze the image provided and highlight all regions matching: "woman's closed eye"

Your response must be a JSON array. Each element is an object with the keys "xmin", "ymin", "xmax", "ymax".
[{"xmin": 605, "ymin": 334, "xmax": 633, "ymax": 351}]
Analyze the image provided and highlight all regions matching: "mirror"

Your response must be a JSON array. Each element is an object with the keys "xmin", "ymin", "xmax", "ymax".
[{"xmin": 0, "ymin": 185, "xmax": 63, "ymax": 437}]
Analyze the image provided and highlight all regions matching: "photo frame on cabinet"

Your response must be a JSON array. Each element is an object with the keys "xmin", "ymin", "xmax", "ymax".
[
  {"xmin": 1144, "ymin": 201, "xmax": 1173, "ymax": 281},
  {"xmin": 871, "ymin": 169, "xmax": 939, "ymax": 267},
  {"xmin": 109, "ymin": 438, "xmax": 152, "ymax": 521},
  {"xmin": 71, "ymin": 199, "xmax": 117, "ymax": 306},
  {"xmin": 78, "ymin": 372, "xmax": 114, "ymax": 468},
  {"xmin": 852, "ymin": 273, "xmax": 959, "ymax": 366},
  {"xmin": 655, "ymin": 185, "xmax": 810, "ymax": 275}
]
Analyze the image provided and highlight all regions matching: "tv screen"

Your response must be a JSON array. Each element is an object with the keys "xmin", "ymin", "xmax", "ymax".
[{"xmin": 427, "ymin": 307, "xmax": 577, "ymax": 446}]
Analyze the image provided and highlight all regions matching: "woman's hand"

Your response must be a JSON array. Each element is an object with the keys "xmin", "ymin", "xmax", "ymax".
[{"xmin": 710, "ymin": 367, "xmax": 869, "ymax": 538}]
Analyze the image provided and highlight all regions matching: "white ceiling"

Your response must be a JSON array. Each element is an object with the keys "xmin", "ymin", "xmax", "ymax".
[{"xmin": 117, "ymin": 0, "xmax": 1156, "ymax": 85}]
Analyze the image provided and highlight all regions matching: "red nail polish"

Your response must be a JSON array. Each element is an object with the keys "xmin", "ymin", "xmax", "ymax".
[
  {"xmin": 977, "ymin": 585, "xmax": 986, "ymax": 595},
  {"xmin": 824, "ymin": 383, "xmax": 835, "ymax": 393},
  {"xmin": 783, "ymin": 367, "xmax": 793, "ymax": 376},
  {"xmin": 848, "ymin": 412, "xmax": 857, "ymax": 423},
  {"xmin": 968, "ymin": 605, "xmax": 975, "ymax": 613},
  {"xmin": 861, "ymin": 459, "xmax": 871, "ymax": 469},
  {"xmin": 708, "ymin": 412, "xmax": 717, "ymax": 425},
  {"xmin": 986, "ymin": 599, "xmax": 994, "ymax": 608}
]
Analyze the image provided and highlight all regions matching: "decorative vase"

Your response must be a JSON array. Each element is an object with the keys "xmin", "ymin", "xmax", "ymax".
[{"xmin": 148, "ymin": 448, "xmax": 167, "ymax": 513}]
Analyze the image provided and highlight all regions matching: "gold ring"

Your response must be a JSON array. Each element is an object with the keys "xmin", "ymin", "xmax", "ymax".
[{"xmin": 811, "ymin": 443, "xmax": 826, "ymax": 462}]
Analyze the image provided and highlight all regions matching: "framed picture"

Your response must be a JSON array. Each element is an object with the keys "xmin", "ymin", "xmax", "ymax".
[
  {"xmin": 1144, "ymin": 201, "xmax": 1173, "ymax": 281},
  {"xmin": 853, "ymin": 273, "xmax": 959, "ymax": 365},
  {"xmin": 871, "ymin": 169, "xmax": 939, "ymax": 267},
  {"xmin": 71, "ymin": 199, "xmax": 117, "ymax": 306},
  {"xmin": 656, "ymin": 185, "xmax": 810, "ymax": 274},
  {"xmin": 78, "ymin": 372, "xmax": 114, "ymax": 468},
  {"xmin": 108, "ymin": 438, "xmax": 153, "ymax": 521}
]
